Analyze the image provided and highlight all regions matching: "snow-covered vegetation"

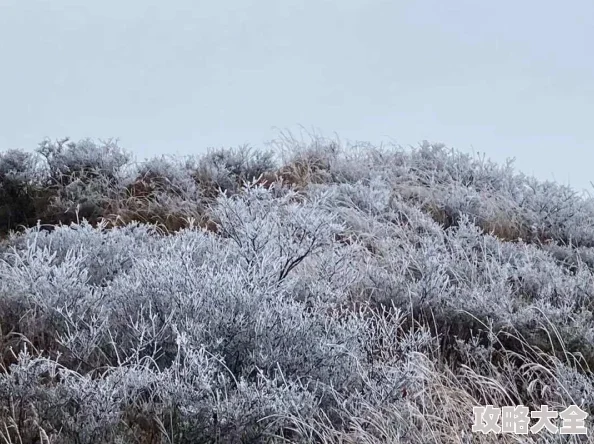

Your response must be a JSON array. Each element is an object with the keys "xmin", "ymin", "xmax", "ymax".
[{"xmin": 0, "ymin": 134, "xmax": 593, "ymax": 443}]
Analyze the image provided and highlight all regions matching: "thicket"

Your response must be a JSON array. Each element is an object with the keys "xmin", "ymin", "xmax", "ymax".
[{"xmin": 0, "ymin": 134, "xmax": 593, "ymax": 443}]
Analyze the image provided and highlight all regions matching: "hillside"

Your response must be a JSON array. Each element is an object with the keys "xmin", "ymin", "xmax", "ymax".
[{"xmin": 1, "ymin": 135, "xmax": 593, "ymax": 443}]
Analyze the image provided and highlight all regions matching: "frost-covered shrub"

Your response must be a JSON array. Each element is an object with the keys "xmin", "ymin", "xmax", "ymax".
[
  {"xmin": 0, "ymin": 149, "xmax": 46, "ymax": 232},
  {"xmin": 2, "ymin": 136, "xmax": 594, "ymax": 443},
  {"xmin": 126, "ymin": 155, "xmax": 200, "ymax": 198},
  {"xmin": 98, "ymin": 155, "xmax": 208, "ymax": 232},
  {"xmin": 25, "ymin": 138, "xmax": 131, "ymax": 226},
  {"xmin": 205, "ymin": 145, "xmax": 276, "ymax": 179},
  {"xmin": 9, "ymin": 220, "xmax": 154, "ymax": 286},
  {"xmin": 543, "ymin": 243, "xmax": 594, "ymax": 274},
  {"xmin": 270, "ymin": 132, "xmax": 341, "ymax": 186},
  {"xmin": 0, "ymin": 149, "xmax": 42, "ymax": 184},
  {"xmin": 36, "ymin": 138, "xmax": 130, "ymax": 186},
  {"xmin": 193, "ymin": 146, "xmax": 277, "ymax": 196}
]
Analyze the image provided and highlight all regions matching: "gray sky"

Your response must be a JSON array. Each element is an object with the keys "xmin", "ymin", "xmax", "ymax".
[{"xmin": 1, "ymin": 0, "xmax": 592, "ymax": 192}]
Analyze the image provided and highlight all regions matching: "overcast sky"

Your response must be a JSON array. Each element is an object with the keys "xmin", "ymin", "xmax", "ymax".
[{"xmin": 1, "ymin": 0, "xmax": 592, "ymax": 192}]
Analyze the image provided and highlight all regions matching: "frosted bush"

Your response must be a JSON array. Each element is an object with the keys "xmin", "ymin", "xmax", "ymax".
[
  {"xmin": 126, "ymin": 154, "xmax": 201, "ymax": 198},
  {"xmin": 203, "ymin": 145, "xmax": 276, "ymax": 178},
  {"xmin": 193, "ymin": 146, "xmax": 277, "ymax": 196},
  {"xmin": 0, "ymin": 149, "xmax": 42, "ymax": 186},
  {"xmin": 36, "ymin": 138, "xmax": 130, "ymax": 185},
  {"xmin": 2, "ymin": 138, "xmax": 594, "ymax": 442}
]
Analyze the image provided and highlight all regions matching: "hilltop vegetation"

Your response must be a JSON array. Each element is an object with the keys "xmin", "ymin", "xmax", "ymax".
[{"xmin": 0, "ymin": 135, "xmax": 593, "ymax": 443}]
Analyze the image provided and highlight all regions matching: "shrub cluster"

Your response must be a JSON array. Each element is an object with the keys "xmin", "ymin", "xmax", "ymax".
[{"xmin": 0, "ymin": 135, "xmax": 593, "ymax": 443}]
